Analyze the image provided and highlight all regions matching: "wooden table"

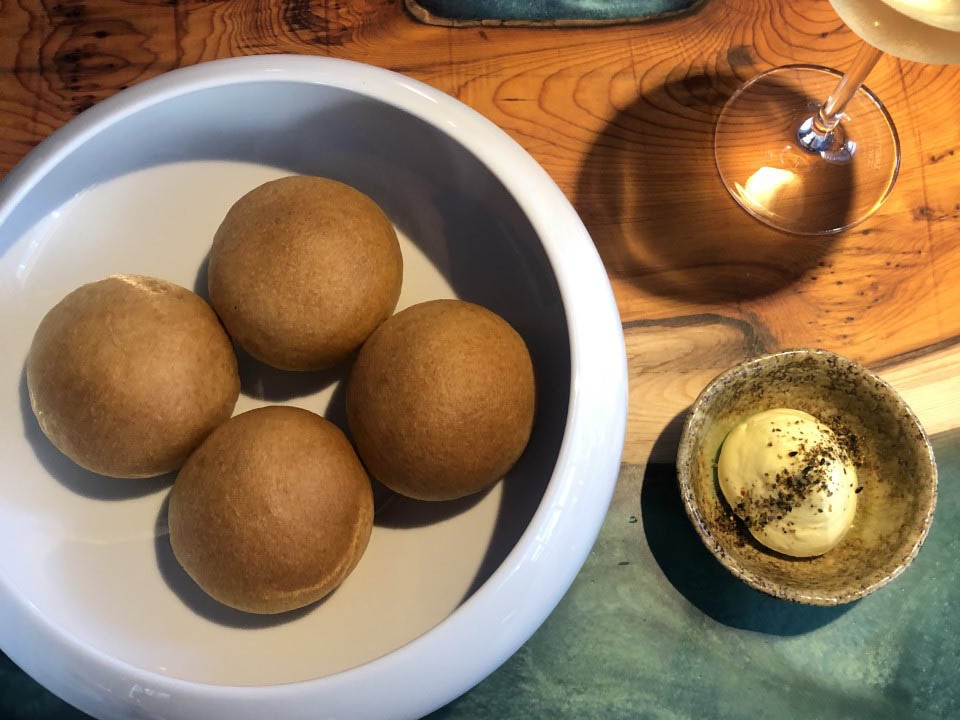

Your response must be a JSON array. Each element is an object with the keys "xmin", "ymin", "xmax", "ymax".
[{"xmin": 1, "ymin": 1, "xmax": 958, "ymax": 718}]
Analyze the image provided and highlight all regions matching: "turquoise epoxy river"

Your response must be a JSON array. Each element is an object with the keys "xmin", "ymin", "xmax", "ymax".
[{"xmin": 432, "ymin": 430, "xmax": 959, "ymax": 720}]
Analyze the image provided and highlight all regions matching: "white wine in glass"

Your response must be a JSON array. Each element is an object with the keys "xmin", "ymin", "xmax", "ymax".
[
  {"xmin": 714, "ymin": 0, "xmax": 960, "ymax": 235},
  {"xmin": 831, "ymin": 0, "xmax": 959, "ymax": 63}
]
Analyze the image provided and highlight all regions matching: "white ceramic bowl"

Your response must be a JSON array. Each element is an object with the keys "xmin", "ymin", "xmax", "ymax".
[{"xmin": 0, "ymin": 55, "xmax": 626, "ymax": 720}]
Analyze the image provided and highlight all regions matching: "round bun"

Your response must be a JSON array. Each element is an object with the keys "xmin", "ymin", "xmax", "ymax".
[
  {"xmin": 208, "ymin": 175, "xmax": 403, "ymax": 371},
  {"xmin": 26, "ymin": 275, "xmax": 240, "ymax": 479},
  {"xmin": 168, "ymin": 406, "xmax": 374, "ymax": 614},
  {"xmin": 347, "ymin": 299, "xmax": 536, "ymax": 501}
]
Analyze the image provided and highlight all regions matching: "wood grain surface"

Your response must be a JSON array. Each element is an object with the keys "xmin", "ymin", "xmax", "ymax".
[{"xmin": 1, "ymin": 0, "xmax": 958, "ymax": 470}]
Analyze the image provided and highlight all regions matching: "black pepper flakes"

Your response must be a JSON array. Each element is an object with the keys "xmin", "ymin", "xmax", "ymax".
[{"xmin": 728, "ymin": 416, "xmax": 862, "ymax": 532}]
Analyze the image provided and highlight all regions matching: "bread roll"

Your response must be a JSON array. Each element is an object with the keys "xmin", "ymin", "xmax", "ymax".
[
  {"xmin": 26, "ymin": 275, "xmax": 239, "ymax": 478},
  {"xmin": 208, "ymin": 175, "xmax": 403, "ymax": 371},
  {"xmin": 346, "ymin": 299, "xmax": 536, "ymax": 501},
  {"xmin": 168, "ymin": 406, "xmax": 374, "ymax": 614}
]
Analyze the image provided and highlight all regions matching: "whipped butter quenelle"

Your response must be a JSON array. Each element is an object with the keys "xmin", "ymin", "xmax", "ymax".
[{"xmin": 717, "ymin": 408, "xmax": 862, "ymax": 557}]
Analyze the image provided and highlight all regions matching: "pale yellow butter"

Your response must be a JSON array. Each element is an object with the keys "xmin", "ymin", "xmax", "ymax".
[{"xmin": 717, "ymin": 408, "xmax": 859, "ymax": 557}]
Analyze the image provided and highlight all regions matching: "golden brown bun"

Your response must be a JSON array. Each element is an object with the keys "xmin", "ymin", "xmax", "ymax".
[
  {"xmin": 346, "ymin": 299, "xmax": 536, "ymax": 501},
  {"xmin": 26, "ymin": 275, "xmax": 240, "ymax": 479},
  {"xmin": 208, "ymin": 175, "xmax": 403, "ymax": 371},
  {"xmin": 168, "ymin": 406, "xmax": 374, "ymax": 614}
]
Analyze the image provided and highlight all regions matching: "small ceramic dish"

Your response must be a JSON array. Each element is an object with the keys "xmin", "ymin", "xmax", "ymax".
[{"xmin": 676, "ymin": 348, "xmax": 937, "ymax": 606}]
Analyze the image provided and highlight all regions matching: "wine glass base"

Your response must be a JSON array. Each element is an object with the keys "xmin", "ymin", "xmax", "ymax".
[{"xmin": 715, "ymin": 65, "xmax": 900, "ymax": 235}]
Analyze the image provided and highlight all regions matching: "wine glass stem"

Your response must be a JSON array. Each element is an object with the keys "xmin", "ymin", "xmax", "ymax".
[{"xmin": 798, "ymin": 43, "xmax": 885, "ymax": 152}]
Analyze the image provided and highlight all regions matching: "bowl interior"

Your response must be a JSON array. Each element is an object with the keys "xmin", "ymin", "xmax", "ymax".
[
  {"xmin": 0, "ymin": 81, "xmax": 569, "ymax": 683},
  {"xmin": 678, "ymin": 350, "xmax": 937, "ymax": 605}
]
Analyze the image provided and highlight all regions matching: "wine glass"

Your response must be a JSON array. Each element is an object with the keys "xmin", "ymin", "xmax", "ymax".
[{"xmin": 714, "ymin": 0, "xmax": 960, "ymax": 235}]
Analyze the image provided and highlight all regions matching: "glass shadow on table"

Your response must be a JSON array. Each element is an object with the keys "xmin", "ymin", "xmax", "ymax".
[
  {"xmin": 574, "ymin": 70, "xmax": 847, "ymax": 306},
  {"xmin": 640, "ymin": 409, "xmax": 853, "ymax": 635}
]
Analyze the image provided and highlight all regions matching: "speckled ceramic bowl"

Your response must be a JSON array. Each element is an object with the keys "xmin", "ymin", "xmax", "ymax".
[{"xmin": 676, "ymin": 348, "xmax": 937, "ymax": 606}]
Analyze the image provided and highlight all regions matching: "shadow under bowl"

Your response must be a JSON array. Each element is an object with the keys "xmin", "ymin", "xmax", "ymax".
[{"xmin": 676, "ymin": 348, "xmax": 937, "ymax": 606}]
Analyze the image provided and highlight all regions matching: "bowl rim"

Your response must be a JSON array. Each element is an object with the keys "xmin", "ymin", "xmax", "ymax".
[
  {"xmin": 0, "ymin": 55, "xmax": 628, "ymax": 720},
  {"xmin": 676, "ymin": 347, "xmax": 938, "ymax": 606}
]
